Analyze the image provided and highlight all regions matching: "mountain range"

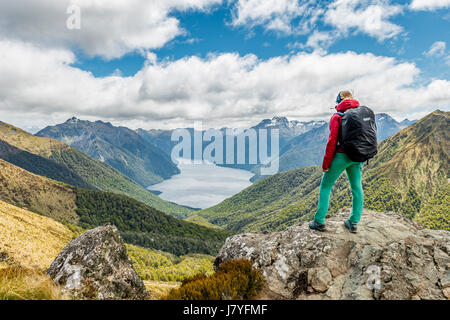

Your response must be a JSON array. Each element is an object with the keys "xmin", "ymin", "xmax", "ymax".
[
  {"xmin": 250, "ymin": 113, "xmax": 418, "ymax": 181},
  {"xmin": 0, "ymin": 120, "xmax": 191, "ymax": 218},
  {"xmin": 137, "ymin": 117, "xmax": 326, "ymax": 157},
  {"xmin": 192, "ymin": 110, "xmax": 449, "ymax": 232},
  {"xmin": 36, "ymin": 117, "xmax": 179, "ymax": 187},
  {"xmin": 136, "ymin": 114, "xmax": 415, "ymax": 176}
]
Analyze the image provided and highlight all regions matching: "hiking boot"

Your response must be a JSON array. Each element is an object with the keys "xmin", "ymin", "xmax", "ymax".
[
  {"xmin": 309, "ymin": 221, "xmax": 326, "ymax": 232},
  {"xmin": 344, "ymin": 219, "xmax": 358, "ymax": 233}
]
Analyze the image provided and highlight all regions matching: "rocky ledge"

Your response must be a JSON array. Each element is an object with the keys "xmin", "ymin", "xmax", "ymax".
[
  {"xmin": 47, "ymin": 225, "xmax": 148, "ymax": 300},
  {"xmin": 214, "ymin": 210, "xmax": 450, "ymax": 300}
]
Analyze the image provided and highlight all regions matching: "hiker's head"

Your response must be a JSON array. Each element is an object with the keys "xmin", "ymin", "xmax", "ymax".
[{"xmin": 336, "ymin": 90, "xmax": 353, "ymax": 104}]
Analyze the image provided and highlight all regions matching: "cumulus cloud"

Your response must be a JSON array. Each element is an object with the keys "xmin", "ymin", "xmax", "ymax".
[
  {"xmin": 229, "ymin": 0, "xmax": 322, "ymax": 34},
  {"xmin": 0, "ymin": 39, "xmax": 449, "ymax": 131},
  {"xmin": 324, "ymin": 0, "xmax": 404, "ymax": 41},
  {"xmin": 424, "ymin": 41, "xmax": 447, "ymax": 57},
  {"xmin": 0, "ymin": 0, "xmax": 221, "ymax": 59},
  {"xmin": 410, "ymin": 0, "xmax": 450, "ymax": 11},
  {"xmin": 303, "ymin": 31, "xmax": 337, "ymax": 53},
  {"xmin": 230, "ymin": 0, "xmax": 404, "ymax": 42}
]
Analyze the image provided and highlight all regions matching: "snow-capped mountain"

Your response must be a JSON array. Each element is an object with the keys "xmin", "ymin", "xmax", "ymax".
[{"xmin": 252, "ymin": 116, "xmax": 326, "ymax": 146}]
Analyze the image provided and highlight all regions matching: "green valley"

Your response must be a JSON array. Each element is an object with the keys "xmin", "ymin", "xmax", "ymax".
[{"xmin": 0, "ymin": 159, "xmax": 231, "ymax": 256}]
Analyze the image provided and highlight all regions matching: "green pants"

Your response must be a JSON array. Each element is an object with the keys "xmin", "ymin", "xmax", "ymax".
[{"xmin": 314, "ymin": 152, "xmax": 364, "ymax": 224}]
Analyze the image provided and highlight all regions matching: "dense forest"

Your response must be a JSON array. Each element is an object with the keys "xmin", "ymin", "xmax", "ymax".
[{"xmin": 74, "ymin": 188, "xmax": 232, "ymax": 255}]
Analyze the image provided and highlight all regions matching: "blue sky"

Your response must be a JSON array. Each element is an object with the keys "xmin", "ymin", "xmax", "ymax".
[
  {"xmin": 75, "ymin": 2, "xmax": 450, "ymax": 80},
  {"xmin": 0, "ymin": 0, "xmax": 449, "ymax": 131}
]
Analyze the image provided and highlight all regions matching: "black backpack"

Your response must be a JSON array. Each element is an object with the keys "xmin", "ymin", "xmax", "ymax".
[{"xmin": 336, "ymin": 106, "xmax": 378, "ymax": 162}]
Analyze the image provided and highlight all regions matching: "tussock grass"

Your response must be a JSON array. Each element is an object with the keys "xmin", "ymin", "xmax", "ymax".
[
  {"xmin": 144, "ymin": 281, "xmax": 181, "ymax": 300},
  {"xmin": 0, "ymin": 267, "xmax": 64, "ymax": 300},
  {"xmin": 0, "ymin": 200, "xmax": 74, "ymax": 271},
  {"xmin": 0, "ymin": 159, "xmax": 79, "ymax": 223}
]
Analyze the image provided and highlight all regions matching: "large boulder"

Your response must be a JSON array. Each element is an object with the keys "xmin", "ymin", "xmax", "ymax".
[
  {"xmin": 47, "ymin": 225, "xmax": 148, "ymax": 300},
  {"xmin": 214, "ymin": 210, "xmax": 450, "ymax": 300}
]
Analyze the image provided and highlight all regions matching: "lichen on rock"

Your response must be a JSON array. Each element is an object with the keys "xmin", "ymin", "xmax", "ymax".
[{"xmin": 47, "ymin": 225, "xmax": 148, "ymax": 300}]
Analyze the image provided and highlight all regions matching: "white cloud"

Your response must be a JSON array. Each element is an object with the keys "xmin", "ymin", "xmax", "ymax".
[
  {"xmin": 0, "ymin": 0, "xmax": 221, "ymax": 59},
  {"xmin": 287, "ymin": 30, "xmax": 337, "ymax": 54},
  {"xmin": 304, "ymin": 31, "xmax": 337, "ymax": 53},
  {"xmin": 324, "ymin": 0, "xmax": 404, "ymax": 41},
  {"xmin": 424, "ymin": 41, "xmax": 447, "ymax": 57},
  {"xmin": 0, "ymin": 40, "xmax": 449, "ymax": 131},
  {"xmin": 231, "ymin": 0, "xmax": 404, "ymax": 49},
  {"xmin": 230, "ymin": 0, "xmax": 323, "ymax": 34},
  {"xmin": 410, "ymin": 0, "xmax": 450, "ymax": 11}
]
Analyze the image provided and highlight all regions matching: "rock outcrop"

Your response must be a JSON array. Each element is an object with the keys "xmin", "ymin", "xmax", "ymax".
[
  {"xmin": 214, "ymin": 210, "xmax": 450, "ymax": 300},
  {"xmin": 47, "ymin": 225, "xmax": 148, "ymax": 300}
]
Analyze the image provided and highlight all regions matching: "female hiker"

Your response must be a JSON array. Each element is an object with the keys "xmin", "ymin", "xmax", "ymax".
[{"xmin": 309, "ymin": 90, "xmax": 377, "ymax": 233}]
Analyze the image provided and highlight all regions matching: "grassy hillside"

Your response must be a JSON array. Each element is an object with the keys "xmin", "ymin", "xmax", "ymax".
[
  {"xmin": 0, "ymin": 120, "xmax": 192, "ymax": 218},
  {"xmin": 195, "ymin": 110, "xmax": 449, "ymax": 232},
  {"xmin": 0, "ymin": 159, "xmax": 79, "ymax": 224},
  {"xmin": 0, "ymin": 200, "xmax": 74, "ymax": 271},
  {"xmin": 0, "ymin": 139, "xmax": 93, "ymax": 189}
]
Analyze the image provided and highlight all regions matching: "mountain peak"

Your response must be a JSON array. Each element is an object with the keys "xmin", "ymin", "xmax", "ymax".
[
  {"xmin": 375, "ymin": 113, "xmax": 396, "ymax": 122},
  {"xmin": 65, "ymin": 116, "xmax": 79, "ymax": 123},
  {"xmin": 271, "ymin": 116, "xmax": 289, "ymax": 123},
  {"xmin": 431, "ymin": 109, "xmax": 449, "ymax": 117}
]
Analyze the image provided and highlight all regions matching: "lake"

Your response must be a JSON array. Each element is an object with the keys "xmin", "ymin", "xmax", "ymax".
[{"xmin": 147, "ymin": 160, "xmax": 254, "ymax": 209}]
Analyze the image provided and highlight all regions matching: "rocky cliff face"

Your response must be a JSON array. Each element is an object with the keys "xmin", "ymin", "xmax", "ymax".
[
  {"xmin": 47, "ymin": 225, "xmax": 148, "ymax": 300},
  {"xmin": 215, "ymin": 210, "xmax": 450, "ymax": 300}
]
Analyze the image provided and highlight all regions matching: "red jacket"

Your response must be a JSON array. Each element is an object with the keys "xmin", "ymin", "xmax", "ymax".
[{"xmin": 322, "ymin": 99, "xmax": 360, "ymax": 170}]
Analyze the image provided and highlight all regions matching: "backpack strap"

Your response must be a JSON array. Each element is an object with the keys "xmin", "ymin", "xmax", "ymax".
[{"xmin": 335, "ymin": 112, "xmax": 345, "ymax": 148}]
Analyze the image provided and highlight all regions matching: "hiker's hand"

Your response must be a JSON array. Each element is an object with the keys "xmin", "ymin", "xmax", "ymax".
[{"xmin": 323, "ymin": 168, "xmax": 329, "ymax": 172}]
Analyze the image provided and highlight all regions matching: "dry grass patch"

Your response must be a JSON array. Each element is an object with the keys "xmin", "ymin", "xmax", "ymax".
[
  {"xmin": 0, "ymin": 159, "xmax": 79, "ymax": 223},
  {"xmin": 0, "ymin": 200, "xmax": 74, "ymax": 271},
  {"xmin": 0, "ymin": 267, "xmax": 65, "ymax": 300},
  {"xmin": 144, "ymin": 281, "xmax": 181, "ymax": 300},
  {"xmin": 0, "ymin": 121, "xmax": 68, "ymax": 157}
]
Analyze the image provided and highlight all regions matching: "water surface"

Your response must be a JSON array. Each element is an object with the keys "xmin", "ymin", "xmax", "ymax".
[{"xmin": 148, "ymin": 161, "xmax": 254, "ymax": 209}]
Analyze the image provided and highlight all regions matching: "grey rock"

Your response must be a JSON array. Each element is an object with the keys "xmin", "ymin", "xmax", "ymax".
[
  {"xmin": 215, "ymin": 210, "xmax": 450, "ymax": 300},
  {"xmin": 47, "ymin": 225, "xmax": 148, "ymax": 300}
]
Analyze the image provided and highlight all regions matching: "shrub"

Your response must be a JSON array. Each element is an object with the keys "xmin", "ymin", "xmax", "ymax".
[
  {"xmin": 0, "ymin": 267, "xmax": 64, "ymax": 300},
  {"xmin": 162, "ymin": 259, "xmax": 265, "ymax": 300}
]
